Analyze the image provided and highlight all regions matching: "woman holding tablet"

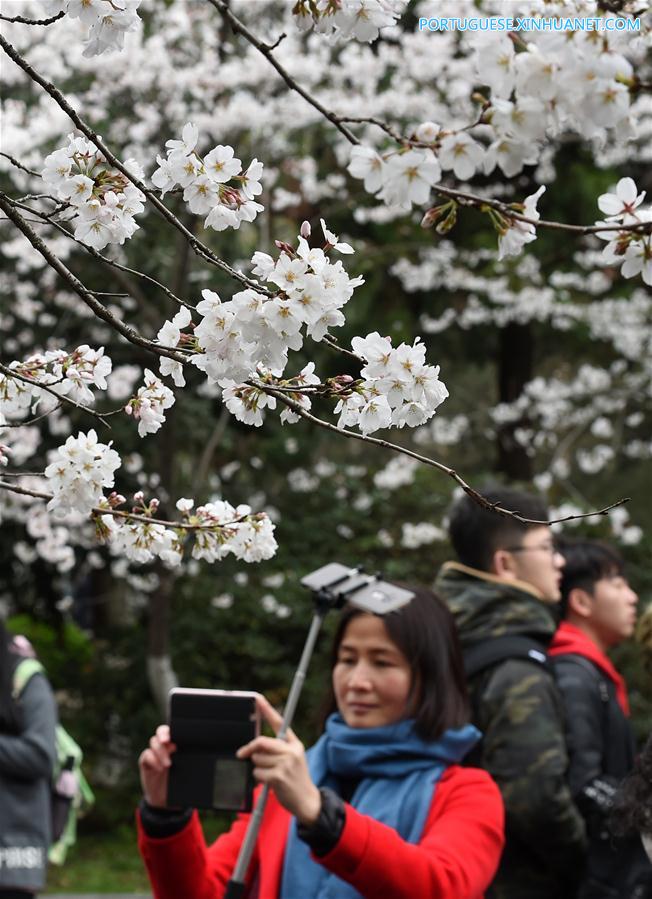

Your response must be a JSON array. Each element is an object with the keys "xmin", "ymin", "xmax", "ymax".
[{"xmin": 137, "ymin": 586, "xmax": 504, "ymax": 898}]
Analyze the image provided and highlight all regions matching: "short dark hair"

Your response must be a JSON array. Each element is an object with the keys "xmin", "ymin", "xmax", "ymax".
[
  {"xmin": 323, "ymin": 585, "xmax": 469, "ymax": 741},
  {"xmin": 558, "ymin": 538, "xmax": 625, "ymax": 618},
  {"xmin": 447, "ymin": 485, "xmax": 549, "ymax": 572}
]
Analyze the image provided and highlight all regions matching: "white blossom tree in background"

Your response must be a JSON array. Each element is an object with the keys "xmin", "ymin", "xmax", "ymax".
[{"xmin": 1, "ymin": 0, "xmax": 651, "ymax": 724}]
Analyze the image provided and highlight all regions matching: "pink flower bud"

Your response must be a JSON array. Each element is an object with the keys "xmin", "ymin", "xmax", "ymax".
[
  {"xmin": 124, "ymin": 403, "xmax": 132, "ymax": 415},
  {"xmin": 133, "ymin": 490, "xmax": 144, "ymax": 503},
  {"xmin": 300, "ymin": 220, "xmax": 311, "ymax": 238}
]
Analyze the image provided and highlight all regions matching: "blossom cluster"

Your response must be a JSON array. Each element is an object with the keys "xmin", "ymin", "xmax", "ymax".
[
  {"xmin": 595, "ymin": 178, "xmax": 651, "ymax": 286},
  {"xmin": 95, "ymin": 493, "xmax": 276, "ymax": 566},
  {"xmin": 347, "ymin": 16, "xmax": 639, "ymax": 271},
  {"xmin": 190, "ymin": 219, "xmax": 363, "ymax": 390},
  {"xmin": 44, "ymin": 0, "xmax": 142, "ymax": 57},
  {"xmin": 44, "ymin": 429, "xmax": 121, "ymax": 517},
  {"xmin": 0, "ymin": 345, "xmax": 112, "ymax": 423},
  {"xmin": 151, "ymin": 123, "xmax": 264, "ymax": 232},
  {"xmin": 125, "ymin": 369, "xmax": 175, "ymax": 437},
  {"xmin": 293, "ymin": 0, "xmax": 403, "ymax": 42},
  {"xmin": 221, "ymin": 361, "xmax": 321, "ymax": 428},
  {"xmin": 42, "ymin": 133, "xmax": 145, "ymax": 250},
  {"xmin": 334, "ymin": 332, "xmax": 449, "ymax": 435}
]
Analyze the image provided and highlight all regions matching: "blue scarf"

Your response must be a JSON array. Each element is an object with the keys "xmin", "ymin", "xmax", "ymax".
[{"xmin": 280, "ymin": 715, "xmax": 480, "ymax": 899}]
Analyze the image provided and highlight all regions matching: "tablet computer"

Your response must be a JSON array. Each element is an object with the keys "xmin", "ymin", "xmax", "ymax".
[{"xmin": 167, "ymin": 688, "xmax": 259, "ymax": 812}]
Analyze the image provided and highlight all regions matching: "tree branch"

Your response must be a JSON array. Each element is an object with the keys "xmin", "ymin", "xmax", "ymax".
[
  {"xmin": 0, "ymin": 11, "xmax": 65, "ymax": 26},
  {"xmin": 0, "ymin": 151, "xmax": 42, "ymax": 177},
  {"xmin": 0, "ymin": 362, "xmax": 111, "ymax": 429},
  {"xmin": 0, "ymin": 34, "xmax": 273, "ymax": 296},
  {"xmin": 0, "ymin": 193, "xmax": 188, "ymax": 364},
  {"xmin": 259, "ymin": 386, "xmax": 630, "ymax": 526},
  {"xmin": 0, "ymin": 479, "xmax": 257, "ymax": 532},
  {"xmin": 5, "ymin": 196, "xmax": 194, "ymax": 311},
  {"xmin": 207, "ymin": 0, "xmax": 360, "ymax": 145},
  {"xmin": 432, "ymin": 185, "xmax": 652, "ymax": 236}
]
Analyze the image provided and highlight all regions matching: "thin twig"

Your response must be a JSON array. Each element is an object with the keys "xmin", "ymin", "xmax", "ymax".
[
  {"xmin": 0, "ymin": 34, "xmax": 273, "ymax": 297},
  {"xmin": 0, "ymin": 402, "xmax": 63, "ymax": 428},
  {"xmin": 207, "ymin": 0, "xmax": 359, "ymax": 145},
  {"xmin": 259, "ymin": 386, "xmax": 629, "ymax": 526},
  {"xmin": 0, "ymin": 10, "xmax": 65, "ymax": 25},
  {"xmin": 5, "ymin": 196, "xmax": 195, "ymax": 311},
  {"xmin": 0, "ymin": 194, "xmax": 188, "ymax": 364},
  {"xmin": 322, "ymin": 335, "xmax": 364, "ymax": 363}
]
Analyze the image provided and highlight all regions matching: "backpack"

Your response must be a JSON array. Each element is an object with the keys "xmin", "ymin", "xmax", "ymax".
[
  {"xmin": 12, "ymin": 657, "xmax": 95, "ymax": 866},
  {"xmin": 462, "ymin": 635, "xmax": 550, "ymax": 767},
  {"xmin": 463, "ymin": 634, "xmax": 550, "ymax": 679}
]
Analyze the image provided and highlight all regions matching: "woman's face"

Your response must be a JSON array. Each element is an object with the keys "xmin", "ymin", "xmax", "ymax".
[{"xmin": 332, "ymin": 613, "xmax": 413, "ymax": 729}]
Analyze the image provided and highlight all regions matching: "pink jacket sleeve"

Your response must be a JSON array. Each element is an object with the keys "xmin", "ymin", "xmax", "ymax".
[{"xmin": 316, "ymin": 766, "xmax": 505, "ymax": 899}]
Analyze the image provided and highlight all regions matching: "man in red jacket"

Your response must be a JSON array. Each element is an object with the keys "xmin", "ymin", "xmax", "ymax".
[{"xmin": 550, "ymin": 538, "xmax": 652, "ymax": 899}]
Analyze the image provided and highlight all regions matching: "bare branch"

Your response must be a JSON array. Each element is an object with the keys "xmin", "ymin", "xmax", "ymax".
[
  {"xmin": 5, "ymin": 196, "xmax": 195, "ymax": 311},
  {"xmin": 0, "ymin": 10, "xmax": 64, "ymax": 26},
  {"xmin": 258, "ymin": 386, "xmax": 629, "ymax": 526},
  {"xmin": 0, "ymin": 152, "xmax": 42, "ymax": 177},
  {"xmin": 207, "ymin": 0, "xmax": 360, "ymax": 145},
  {"xmin": 0, "ymin": 193, "xmax": 188, "ymax": 364},
  {"xmin": 0, "ymin": 34, "xmax": 273, "ymax": 296},
  {"xmin": 322, "ymin": 334, "xmax": 364, "ymax": 364},
  {"xmin": 0, "ymin": 401, "xmax": 63, "ymax": 428}
]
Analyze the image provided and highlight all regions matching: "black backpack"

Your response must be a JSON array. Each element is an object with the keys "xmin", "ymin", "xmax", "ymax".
[
  {"xmin": 462, "ymin": 635, "xmax": 550, "ymax": 767},
  {"xmin": 463, "ymin": 635, "xmax": 550, "ymax": 679}
]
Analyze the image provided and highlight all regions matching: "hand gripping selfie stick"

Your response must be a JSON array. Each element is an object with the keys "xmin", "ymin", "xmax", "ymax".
[{"xmin": 224, "ymin": 563, "xmax": 414, "ymax": 899}]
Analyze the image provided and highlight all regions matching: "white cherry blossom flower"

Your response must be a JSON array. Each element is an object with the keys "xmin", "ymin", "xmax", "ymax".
[
  {"xmin": 498, "ymin": 186, "xmax": 546, "ymax": 260},
  {"xmin": 320, "ymin": 218, "xmax": 354, "ymax": 254},
  {"xmin": 204, "ymin": 145, "xmax": 242, "ymax": 183},
  {"xmin": 414, "ymin": 121, "xmax": 440, "ymax": 143},
  {"xmin": 438, "ymin": 133, "xmax": 484, "ymax": 181},
  {"xmin": 380, "ymin": 149, "xmax": 440, "ymax": 209},
  {"xmin": 347, "ymin": 146, "xmax": 385, "ymax": 194},
  {"xmin": 598, "ymin": 178, "xmax": 646, "ymax": 221}
]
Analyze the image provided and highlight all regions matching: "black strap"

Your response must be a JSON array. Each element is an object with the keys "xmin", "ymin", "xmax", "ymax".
[{"xmin": 463, "ymin": 635, "xmax": 549, "ymax": 679}]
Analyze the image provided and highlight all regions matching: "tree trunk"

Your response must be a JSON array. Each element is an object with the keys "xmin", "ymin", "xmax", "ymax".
[
  {"xmin": 146, "ymin": 568, "xmax": 178, "ymax": 715},
  {"xmin": 496, "ymin": 323, "xmax": 534, "ymax": 481}
]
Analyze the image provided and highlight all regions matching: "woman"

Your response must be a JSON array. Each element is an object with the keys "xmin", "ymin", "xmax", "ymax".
[
  {"xmin": 0, "ymin": 621, "xmax": 57, "ymax": 899},
  {"xmin": 138, "ymin": 586, "xmax": 505, "ymax": 898}
]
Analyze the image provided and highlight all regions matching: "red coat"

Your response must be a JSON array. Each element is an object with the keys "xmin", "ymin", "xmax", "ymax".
[{"xmin": 137, "ymin": 765, "xmax": 504, "ymax": 899}]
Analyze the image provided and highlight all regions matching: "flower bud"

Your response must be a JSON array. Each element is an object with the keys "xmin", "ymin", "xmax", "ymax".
[
  {"xmin": 300, "ymin": 220, "xmax": 311, "ymax": 238},
  {"xmin": 133, "ymin": 490, "xmax": 144, "ymax": 503}
]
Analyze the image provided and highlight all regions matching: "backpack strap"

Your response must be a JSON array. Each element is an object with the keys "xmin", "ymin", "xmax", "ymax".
[
  {"xmin": 464, "ymin": 635, "xmax": 550, "ymax": 679},
  {"xmin": 12, "ymin": 657, "xmax": 46, "ymax": 700}
]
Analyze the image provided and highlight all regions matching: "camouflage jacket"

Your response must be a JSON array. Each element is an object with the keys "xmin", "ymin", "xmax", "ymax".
[{"xmin": 436, "ymin": 562, "xmax": 587, "ymax": 899}]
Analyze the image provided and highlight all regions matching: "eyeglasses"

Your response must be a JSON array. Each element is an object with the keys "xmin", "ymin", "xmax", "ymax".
[{"xmin": 505, "ymin": 542, "xmax": 559, "ymax": 556}]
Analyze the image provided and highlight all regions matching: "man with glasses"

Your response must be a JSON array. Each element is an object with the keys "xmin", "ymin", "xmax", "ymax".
[
  {"xmin": 436, "ymin": 485, "xmax": 586, "ymax": 899},
  {"xmin": 550, "ymin": 539, "xmax": 652, "ymax": 898}
]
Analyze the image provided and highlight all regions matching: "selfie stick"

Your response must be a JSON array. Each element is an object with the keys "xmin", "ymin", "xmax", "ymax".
[{"xmin": 224, "ymin": 564, "xmax": 414, "ymax": 898}]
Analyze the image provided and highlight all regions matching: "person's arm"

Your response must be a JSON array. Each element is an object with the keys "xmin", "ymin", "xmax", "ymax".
[
  {"xmin": 136, "ymin": 806, "xmax": 257, "ymax": 899},
  {"xmin": 316, "ymin": 767, "xmax": 504, "ymax": 899},
  {"xmin": 479, "ymin": 659, "xmax": 587, "ymax": 871},
  {"xmin": 0, "ymin": 673, "xmax": 56, "ymax": 780},
  {"xmin": 553, "ymin": 659, "xmax": 618, "ymax": 820},
  {"xmin": 137, "ymin": 722, "xmax": 263, "ymax": 899}
]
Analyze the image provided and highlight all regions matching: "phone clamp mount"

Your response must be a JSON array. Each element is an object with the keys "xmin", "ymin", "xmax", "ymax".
[{"xmin": 224, "ymin": 563, "xmax": 414, "ymax": 898}]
